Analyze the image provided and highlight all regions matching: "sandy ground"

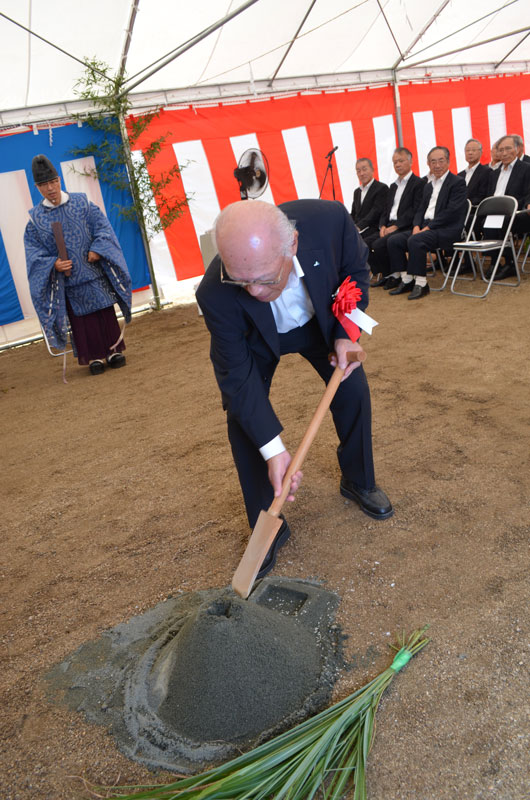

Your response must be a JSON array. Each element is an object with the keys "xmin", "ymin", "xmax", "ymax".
[{"xmin": 1, "ymin": 269, "xmax": 529, "ymax": 800}]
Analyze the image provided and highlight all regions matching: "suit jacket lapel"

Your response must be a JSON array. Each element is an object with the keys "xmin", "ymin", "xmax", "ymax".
[
  {"xmin": 354, "ymin": 188, "xmax": 361, "ymax": 215},
  {"xmin": 434, "ymin": 174, "xmax": 452, "ymax": 212},
  {"xmin": 237, "ymin": 289, "xmax": 280, "ymax": 358},
  {"xmin": 296, "ymin": 247, "xmax": 331, "ymax": 339}
]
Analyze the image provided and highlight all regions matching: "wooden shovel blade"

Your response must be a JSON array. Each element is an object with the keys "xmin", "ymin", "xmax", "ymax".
[{"xmin": 231, "ymin": 510, "xmax": 283, "ymax": 598}]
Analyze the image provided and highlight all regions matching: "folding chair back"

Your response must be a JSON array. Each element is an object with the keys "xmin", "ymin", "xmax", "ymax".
[{"xmin": 450, "ymin": 195, "xmax": 519, "ymax": 298}]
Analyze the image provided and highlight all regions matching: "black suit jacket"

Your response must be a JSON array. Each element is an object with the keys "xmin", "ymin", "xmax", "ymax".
[
  {"xmin": 487, "ymin": 158, "xmax": 530, "ymax": 208},
  {"xmin": 351, "ymin": 180, "xmax": 388, "ymax": 234},
  {"xmin": 379, "ymin": 173, "xmax": 424, "ymax": 229},
  {"xmin": 196, "ymin": 199, "xmax": 369, "ymax": 450},
  {"xmin": 414, "ymin": 172, "xmax": 468, "ymax": 233},
  {"xmin": 521, "ymin": 154, "xmax": 530, "ymax": 164},
  {"xmin": 457, "ymin": 163, "xmax": 490, "ymax": 206}
]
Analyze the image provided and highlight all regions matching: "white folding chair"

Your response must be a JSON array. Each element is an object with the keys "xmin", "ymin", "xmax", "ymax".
[
  {"xmin": 450, "ymin": 195, "xmax": 520, "ymax": 298},
  {"xmin": 515, "ymin": 228, "xmax": 530, "ymax": 274}
]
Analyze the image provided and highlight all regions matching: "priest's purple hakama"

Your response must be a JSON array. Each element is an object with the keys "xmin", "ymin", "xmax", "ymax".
[{"xmin": 24, "ymin": 192, "xmax": 132, "ymax": 364}]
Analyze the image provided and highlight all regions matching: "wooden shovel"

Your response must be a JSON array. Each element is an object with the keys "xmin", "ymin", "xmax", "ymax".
[{"xmin": 232, "ymin": 348, "xmax": 367, "ymax": 598}]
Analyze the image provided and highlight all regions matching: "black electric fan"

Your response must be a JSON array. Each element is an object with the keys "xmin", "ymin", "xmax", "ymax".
[{"xmin": 234, "ymin": 148, "xmax": 269, "ymax": 199}]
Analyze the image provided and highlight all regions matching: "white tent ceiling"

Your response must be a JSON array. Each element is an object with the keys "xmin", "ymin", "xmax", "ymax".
[{"xmin": 1, "ymin": 0, "xmax": 529, "ymax": 125}]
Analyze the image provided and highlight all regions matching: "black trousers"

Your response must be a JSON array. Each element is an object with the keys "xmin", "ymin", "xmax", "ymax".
[
  {"xmin": 370, "ymin": 227, "xmax": 411, "ymax": 276},
  {"xmin": 227, "ymin": 316, "xmax": 376, "ymax": 527},
  {"xmin": 387, "ymin": 227, "xmax": 462, "ymax": 277}
]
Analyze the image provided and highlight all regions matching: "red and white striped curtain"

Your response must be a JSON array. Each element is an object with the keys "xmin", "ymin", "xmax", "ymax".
[{"xmin": 132, "ymin": 73, "xmax": 530, "ymax": 282}]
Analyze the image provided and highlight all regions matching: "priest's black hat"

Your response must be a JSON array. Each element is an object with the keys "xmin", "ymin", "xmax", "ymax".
[{"xmin": 32, "ymin": 154, "xmax": 59, "ymax": 185}]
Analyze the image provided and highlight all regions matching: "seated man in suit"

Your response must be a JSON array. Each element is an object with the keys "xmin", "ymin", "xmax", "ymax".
[
  {"xmin": 369, "ymin": 147, "xmax": 425, "ymax": 289},
  {"xmin": 387, "ymin": 146, "xmax": 468, "ymax": 300},
  {"xmin": 489, "ymin": 140, "xmax": 502, "ymax": 170},
  {"xmin": 350, "ymin": 158, "xmax": 388, "ymax": 244},
  {"xmin": 483, "ymin": 134, "xmax": 530, "ymax": 280},
  {"xmin": 458, "ymin": 139, "xmax": 490, "ymax": 206},
  {"xmin": 196, "ymin": 199, "xmax": 393, "ymax": 577},
  {"xmin": 511, "ymin": 133, "xmax": 530, "ymax": 164}
]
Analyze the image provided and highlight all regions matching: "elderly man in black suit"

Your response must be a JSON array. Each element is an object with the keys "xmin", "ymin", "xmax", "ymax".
[
  {"xmin": 350, "ymin": 158, "xmax": 388, "ymax": 243},
  {"xmin": 488, "ymin": 139, "xmax": 502, "ymax": 170},
  {"xmin": 387, "ymin": 146, "xmax": 468, "ymax": 299},
  {"xmin": 458, "ymin": 139, "xmax": 490, "ymax": 207},
  {"xmin": 369, "ymin": 147, "xmax": 425, "ymax": 289},
  {"xmin": 196, "ymin": 199, "xmax": 393, "ymax": 577},
  {"xmin": 483, "ymin": 134, "xmax": 530, "ymax": 280},
  {"xmin": 511, "ymin": 133, "xmax": 530, "ymax": 164}
]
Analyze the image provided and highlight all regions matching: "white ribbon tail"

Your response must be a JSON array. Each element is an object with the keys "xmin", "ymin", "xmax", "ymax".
[{"xmin": 345, "ymin": 307, "xmax": 378, "ymax": 335}]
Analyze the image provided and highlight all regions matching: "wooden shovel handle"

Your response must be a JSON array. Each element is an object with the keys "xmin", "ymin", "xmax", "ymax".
[{"xmin": 268, "ymin": 348, "xmax": 366, "ymax": 516}]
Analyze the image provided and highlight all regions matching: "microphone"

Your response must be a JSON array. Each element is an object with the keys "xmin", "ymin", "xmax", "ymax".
[{"xmin": 326, "ymin": 146, "xmax": 339, "ymax": 158}]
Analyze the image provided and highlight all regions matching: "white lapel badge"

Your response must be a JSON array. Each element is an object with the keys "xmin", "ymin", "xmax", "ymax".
[{"xmin": 313, "ymin": 260, "xmax": 320, "ymax": 267}]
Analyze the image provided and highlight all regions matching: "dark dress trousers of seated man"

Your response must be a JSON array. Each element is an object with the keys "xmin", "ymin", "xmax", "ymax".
[
  {"xmin": 350, "ymin": 158, "xmax": 388, "ymax": 244},
  {"xmin": 482, "ymin": 134, "xmax": 530, "ymax": 280},
  {"xmin": 387, "ymin": 146, "xmax": 468, "ymax": 300},
  {"xmin": 458, "ymin": 138, "xmax": 490, "ymax": 207},
  {"xmin": 369, "ymin": 147, "xmax": 425, "ymax": 290}
]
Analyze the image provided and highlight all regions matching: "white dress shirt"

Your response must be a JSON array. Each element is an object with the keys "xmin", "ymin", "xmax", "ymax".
[
  {"xmin": 464, "ymin": 163, "xmax": 479, "ymax": 185},
  {"xmin": 260, "ymin": 255, "xmax": 315, "ymax": 460},
  {"xmin": 360, "ymin": 179, "xmax": 374, "ymax": 205},
  {"xmin": 494, "ymin": 159, "xmax": 516, "ymax": 196},
  {"xmin": 424, "ymin": 170, "xmax": 450, "ymax": 220},
  {"xmin": 389, "ymin": 171, "xmax": 412, "ymax": 221},
  {"xmin": 269, "ymin": 255, "xmax": 315, "ymax": 333}
]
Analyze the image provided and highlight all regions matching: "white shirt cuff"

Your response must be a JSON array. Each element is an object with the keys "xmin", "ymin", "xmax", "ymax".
[{"xmin": 259, "ymin": 435, "xmax": 286, "ymax": 461}]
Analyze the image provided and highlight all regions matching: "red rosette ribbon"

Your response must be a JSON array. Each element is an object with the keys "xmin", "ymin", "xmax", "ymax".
[{"xmin": 331, "ymin": 277, "xmax": 362, "ymax": 342}]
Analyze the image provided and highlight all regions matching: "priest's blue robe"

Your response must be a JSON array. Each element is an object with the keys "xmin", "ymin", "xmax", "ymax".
[{"xmin": 24, "ymin": 193, "xmax": 132, "ymax": 351}]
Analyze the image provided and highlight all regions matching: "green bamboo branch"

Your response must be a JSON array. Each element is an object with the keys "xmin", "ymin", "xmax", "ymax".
[{"xmin": 89, "ymin": 626, "xmax": 430, "ymax": 800}]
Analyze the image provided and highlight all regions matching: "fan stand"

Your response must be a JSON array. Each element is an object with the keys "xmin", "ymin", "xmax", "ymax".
[{"xmin": 319, "ymin": 149, "xmax": 337, "ymax": 200}]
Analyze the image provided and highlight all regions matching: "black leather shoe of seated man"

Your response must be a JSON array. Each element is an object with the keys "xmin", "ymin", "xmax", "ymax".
[
  {"xmin": 340, "ymin": 478, "xmax": 394, "ymax": 520},
  {"xmin": 256, "ymin": 519, "xmax": 291, "ymax": 579}
]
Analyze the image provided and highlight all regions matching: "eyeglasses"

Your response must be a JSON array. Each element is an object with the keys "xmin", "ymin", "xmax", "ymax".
[{"xmin": 219, "ymin": 256, "xmax": 288, "ymax": 287}]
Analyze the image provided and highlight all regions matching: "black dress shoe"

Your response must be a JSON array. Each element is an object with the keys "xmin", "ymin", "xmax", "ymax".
[
  {"xmin": 408, "ymin": 283, "xmax": 430, "ymax": 300},
  {"xmin": 389, "ymin": 280, "xmax": 414, "ymax": 296},
  {"xmin": 491, "ymin": 263, "xmax": 517, "ymax": 280},
  {"xmin": 370, "ymin": 275, "xmax": 387, "ymax": 288},
  {"xmin": 383, "ymin": 275, "xmax": 401, "ymax": 290},
  {"xmin": 256, "ymin": 519, "xmax": 291, "ymax": 578},
  {"xmin": 340, "ymin": 478, "xmax": 394, "ymax": 520}
]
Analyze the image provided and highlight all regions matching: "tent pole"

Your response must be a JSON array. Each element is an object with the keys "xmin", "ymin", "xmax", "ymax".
[
  {"xmin": 392, "ymin": 0, "xmax": 451, "ymax": 70},
  {"xmin": 495, "ymin": 30, "xmax": 530, "ymax": 70},
  {"xmin": 392, "ymin": 71, "xmax": 403, "ymax": 147},
  {"xmin": 268, "ymin": 0, "xmax": 318, "ymax": 86},
  {"xmin": 403, "ymin": 25, "xmax": 530, "ymax": 71},
  {"xmin": 118, "ymin": 112, "xmax": 162, "ymax": 311},
  {"xmin": 119, "ymin": 0, "xmax": 141, "ymax": 80},
  {"xmin": 118, "ymin": 0, "xmax": 261, "ymax": 98}
]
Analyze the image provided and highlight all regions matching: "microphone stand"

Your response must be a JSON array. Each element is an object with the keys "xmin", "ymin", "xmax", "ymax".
[{"xmin": 319, "ymin": 147, "xmax": 338, "ymax": 199}]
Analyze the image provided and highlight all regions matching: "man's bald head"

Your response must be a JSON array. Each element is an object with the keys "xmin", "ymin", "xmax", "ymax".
[
  {"xmin": 215, "ymin": 201, "xmax": 296, "ymax": 270},
  {"xmin": 213, "ymin": 201, "xmax": 298, "ymax": 301}
]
